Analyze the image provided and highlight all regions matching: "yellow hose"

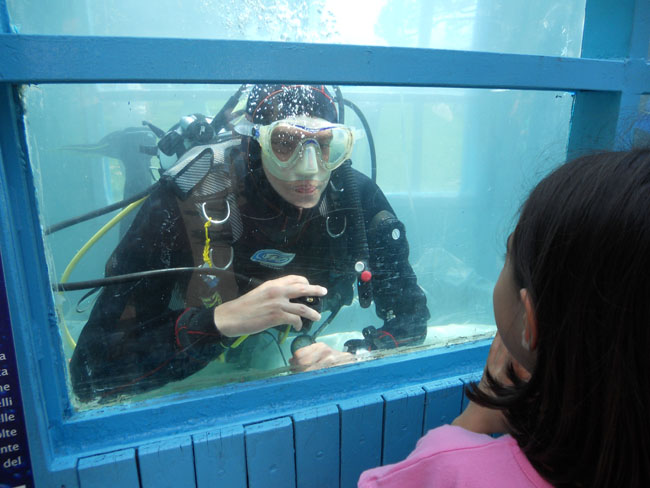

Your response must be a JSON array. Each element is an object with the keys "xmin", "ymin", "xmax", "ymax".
[{"xmin": 58, "ymin": 197, "xmax": 148, "ymax": 350}]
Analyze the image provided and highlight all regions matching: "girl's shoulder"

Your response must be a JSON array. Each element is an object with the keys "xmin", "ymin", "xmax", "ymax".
[{"xmin": 358, "ymin": 425, "xmax": 552, "ymax": 488}]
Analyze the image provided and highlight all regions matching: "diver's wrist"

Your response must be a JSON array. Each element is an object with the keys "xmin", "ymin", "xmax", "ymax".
[{"xmin": 213, "ymin": 304, "xmax": 238, "ymax": 338}]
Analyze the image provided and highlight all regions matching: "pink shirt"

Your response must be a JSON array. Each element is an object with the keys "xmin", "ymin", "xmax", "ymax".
[{"xmin": 358, "ymin": 425, "xmax": 552, "ymax": 488}]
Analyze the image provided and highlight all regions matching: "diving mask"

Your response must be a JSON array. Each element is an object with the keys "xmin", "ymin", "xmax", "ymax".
[{"xmin": 251, "ymin": 116, "xmax": 355, "ymax": 173}]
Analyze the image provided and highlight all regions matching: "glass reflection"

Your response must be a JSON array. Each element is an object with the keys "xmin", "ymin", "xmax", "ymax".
[{"xmin": 22, "ymin": 83, "xmax": 572, "ymax": 408}]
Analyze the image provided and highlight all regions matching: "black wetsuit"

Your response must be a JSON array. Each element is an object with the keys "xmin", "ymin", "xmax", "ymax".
[{"xmin": 70, "ymin": 142, "xmax": 430, "ymax": 401}]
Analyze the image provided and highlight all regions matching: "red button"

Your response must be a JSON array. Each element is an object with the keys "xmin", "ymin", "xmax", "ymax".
[{"xmin": 360, "ymin": 270, "xmax": 372, "ymax": 282}]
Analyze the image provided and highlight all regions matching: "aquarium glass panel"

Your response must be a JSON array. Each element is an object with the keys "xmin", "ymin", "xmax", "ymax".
[
  {"xmin": 22, "ymin": 83, "xmax": 573, "ymax": 408},
  {"xmin": 8, "ymin": 0, "xmax": 585, "ymax": 57}
]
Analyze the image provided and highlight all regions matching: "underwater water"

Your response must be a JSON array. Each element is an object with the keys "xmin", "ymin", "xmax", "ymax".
[
  {"xmin": 8, "ymin": 0, "xmax": 586, "ymax": 57},
  {"xmin": 20, "ymin": 83, "xmax": 574, "ymax": 408}
]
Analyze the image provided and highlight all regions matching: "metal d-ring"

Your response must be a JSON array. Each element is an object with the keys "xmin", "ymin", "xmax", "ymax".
[
  {"xmin": 329, "ymin": 180, "xmax": 344, "ymax": 192},
  {"xmin": 201, "ymin": 200, "xmax": 231, "ymax": 225},
  {"xmin": 326, "ymin": 215, "xmax": 346, "ymax": 238},
  {"xmin": 210, "ymin": 246, "xmax": 234, "ymax": 270}
]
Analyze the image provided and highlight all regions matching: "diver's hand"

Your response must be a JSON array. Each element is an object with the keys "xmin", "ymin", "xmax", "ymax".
[
  {"xmin": 213, "ymin": 275, "xmax": 327, "ymax": 338},
  {"xmin": 289, "ymin": 342, "xmax": 355, "ymax": 372},
  {"xmin": 452, "ymin": 332, "xmax": 530, "ymax": 435}
]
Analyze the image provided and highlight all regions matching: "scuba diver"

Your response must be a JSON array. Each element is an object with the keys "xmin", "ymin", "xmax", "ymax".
[{"xmin": 69, "ymin": 84, "xmax": 430, "ymax": 402}]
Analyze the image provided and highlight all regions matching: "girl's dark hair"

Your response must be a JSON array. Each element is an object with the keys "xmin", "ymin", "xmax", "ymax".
[{"xmin": 467, "ymin": 149, "xmax": 650, "ymax": 487}]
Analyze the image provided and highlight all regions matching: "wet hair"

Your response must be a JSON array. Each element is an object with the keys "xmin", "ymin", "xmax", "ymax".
[
  {"xmin": 245, "ymin": 84, "xmax": 338, "ymax": 125},
  {"xmin": 467, "ymin": 149, "xmax": 650, "ymax": 487},
  {"xmin": 243, "ymin": 84, "xmax": 339, "ymax": 176}
]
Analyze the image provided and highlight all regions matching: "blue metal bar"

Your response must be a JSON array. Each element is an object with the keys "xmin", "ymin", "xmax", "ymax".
[
  {"xmin": 614, "ymin": 0, "xmax": 650, "ymax": 148},
  {"xmin": 0, "ymin": 34, "xmax": 645, "ymax": 92},
  {"xmin": 628, "ymin": 0, "xmax": 650, "ymax": 59},
  {"xmin": 582, "ymin": 0, "xmax": 638, "ymax": 59},
  {"xmin": 571, "ymin": 0, "xmax": 650, "ymax": 153},
  {"xmin": 0, "ymin": 0, "xmax": 9, "ymax": 34}
]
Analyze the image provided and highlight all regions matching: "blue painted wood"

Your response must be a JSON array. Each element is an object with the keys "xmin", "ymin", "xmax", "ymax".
[
  {"xmin": 46, "ymin": 341, "xmax": 491, "ymax": 458},
  {"xmin": 381, "ymin": 386, "xmax": 426, "ymax": 466},
  {"xmin": 47, "ymin": 459, "xmax": 81, "ymax": 488},
  {"xmin": 582, "ymin": 0, "xmax": 637, "ymax": 59},
  {"xmin": 339, "ymin": 395, "xmax": 384, "ymax": 488},
  {"xmin": 0, "ymin": 1, "xmax": 646, "ymax": 484},
  {"xmin": 0, "ymin": 0, "xmax": 9, "ymax": 34},
  {"xmin": 138, "ymin": 435, "xmax": 195, "ymax": 488},
  {"xmin": 460, "ymin": 372, "xmax": 484, "ymax": 411},
  {"xmin": 422, "ymin": 377, "xmax": 464, "ymax": 432},
  {"xmin": 245, "ymin": 417, "xmax": 296, "ymax": 488},
  {"xmin": 0, "ymin": 82, "xmax": 78, "ymax": 487},
  {"xmin": 0, "ymin": 34, "xmax": 635, "ymax": 92},
  {"xmin": 193, "ymin": 425, "xmax": 247, "ymax": 488},
  {"xmin": 293, "ymin": 405, "xmax": 340, "ymax": 488},
  {"xmin": 567, "ymin": 91, "xmax": 622, "ymax": 158},
  {"xmin": 77, "ymin": 448, "xmax": 140, "ymax": 488},
  {"xmin": 579, "ymin": 0, "xmax": 650, "ymax": 150},
  {"xmin": 628, "ymin": 0, "xmax": 650, "ymax": 59}
]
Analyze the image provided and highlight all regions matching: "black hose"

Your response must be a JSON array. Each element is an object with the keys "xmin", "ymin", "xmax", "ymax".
[
  {"xmin": 340, "ymin": 161, "xmax": 373, "ymax": 308},
  {"xmin": 211, "ymin": 84, "xmax": 247, "ymax": 134},
  {"xmin": 54, "ymin": 266, "xmax": 262, "ymax": 292},
  {"xmin": 262, "ymin": 330, "xmax": 289, "ymax": 366},
  {"xmin": 311, "ymin": 303, "xmax": 343, "ymax": 340},
  {"xmin": 44, "ymin": 185, "xmax": 158, "ymax": 236},
  {"xmin": 333, "ymin": 85, "xmax": 345, "ymax": 124},
  {"xmin": 343, "ymin": 98, "xmax": 377, "ymax": 183}
]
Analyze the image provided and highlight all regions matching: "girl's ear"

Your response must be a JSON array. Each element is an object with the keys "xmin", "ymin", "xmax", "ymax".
[{"xmin": 519, "ymin": 289, "xmax": 538, "ymax": 351}]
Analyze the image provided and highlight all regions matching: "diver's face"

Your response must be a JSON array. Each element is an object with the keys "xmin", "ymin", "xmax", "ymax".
[
  {"xmin": 260, "ymin": 116, "xmax": 333, "ymax": 208},
  {"xmin": 262, "ymin": 162, "xmax": 330, "ymax": 208}
]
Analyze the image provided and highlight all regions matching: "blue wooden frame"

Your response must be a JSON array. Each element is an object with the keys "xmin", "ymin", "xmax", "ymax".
[{"xmin": 0, "ymin": 0, "xmax": 648, "ymax": 486}]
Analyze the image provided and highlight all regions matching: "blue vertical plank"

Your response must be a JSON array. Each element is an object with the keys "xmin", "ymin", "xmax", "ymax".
[
  {"xmin": 579, "ymin": 0, "xmax": 642, "ymax": 152},
  {"xmin": 627, "ymin": 0, "xmax": 650, "ymax": 59},
  {"xmin": 567, "ymin": 91, "xmax": 621, "ymax": 159},
  {"xmin": 422, "ymin": 378, "xmax": 465, "ymax": 433},
  {"xmin": 339, "ymin": 395, "xmax": 384, "ymax": 488},
  {"xmin": 381, "ymin": 386, "xmax": 426, "ymax": 466},
  {"xmin": 77, "ymin": 449, "xmax": 140, "ymax": 488},
  {"xmin": 193, "ymin": 425, "xmax": 247, "ymax": 488},
  {"xmin": 460, "ymin": 372, "xmax": 484, "ymax": 411},
  {"xmin": 582, "ymin": 0, "xmax": 636, "ymax": 59},
  {"xmin": 293, "ymin": 405, "xmax": 340, "ymax": 488},
  {"xmin": 245, "ymin": 417, "xmax": 295, "ymax": 488},
  {"xmin": 138, "ymin": 435, "xmax": 195, "ymax": 488}
]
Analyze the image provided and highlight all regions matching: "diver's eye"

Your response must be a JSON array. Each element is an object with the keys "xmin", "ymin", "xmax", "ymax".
[{"xmin": 271, "ymin": 133, "xmax": 299, "ymax": 159}]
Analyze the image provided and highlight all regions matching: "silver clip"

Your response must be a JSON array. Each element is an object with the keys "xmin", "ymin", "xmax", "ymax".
[
  {"xmin": 329, "ymin": 180, "xmax": 344, "ymax": 192},
  {"xmin": 201, "ymin": 200, "xmax": 231, "ymax": 225},
  {"xmin": 213, "ymin": 246, "xmax": 234, "ymax": 270},
  {"xmin": 326, "ymin": 215, "xmax": 346, "ymax": 238}
]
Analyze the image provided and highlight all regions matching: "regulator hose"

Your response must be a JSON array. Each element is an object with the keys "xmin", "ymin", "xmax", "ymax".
[
  {"xmin": 54, "ymin": 266, "xmax": 262, "ymax": 292},
  {"xmin": 339, "ymin": 160, "xmax": 373, "ymax": 308}
]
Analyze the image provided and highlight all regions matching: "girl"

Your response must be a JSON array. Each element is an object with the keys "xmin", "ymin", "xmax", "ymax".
[{"xmin": 359, "ymin": 149, "xmax": 650, "ymax": 487}]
